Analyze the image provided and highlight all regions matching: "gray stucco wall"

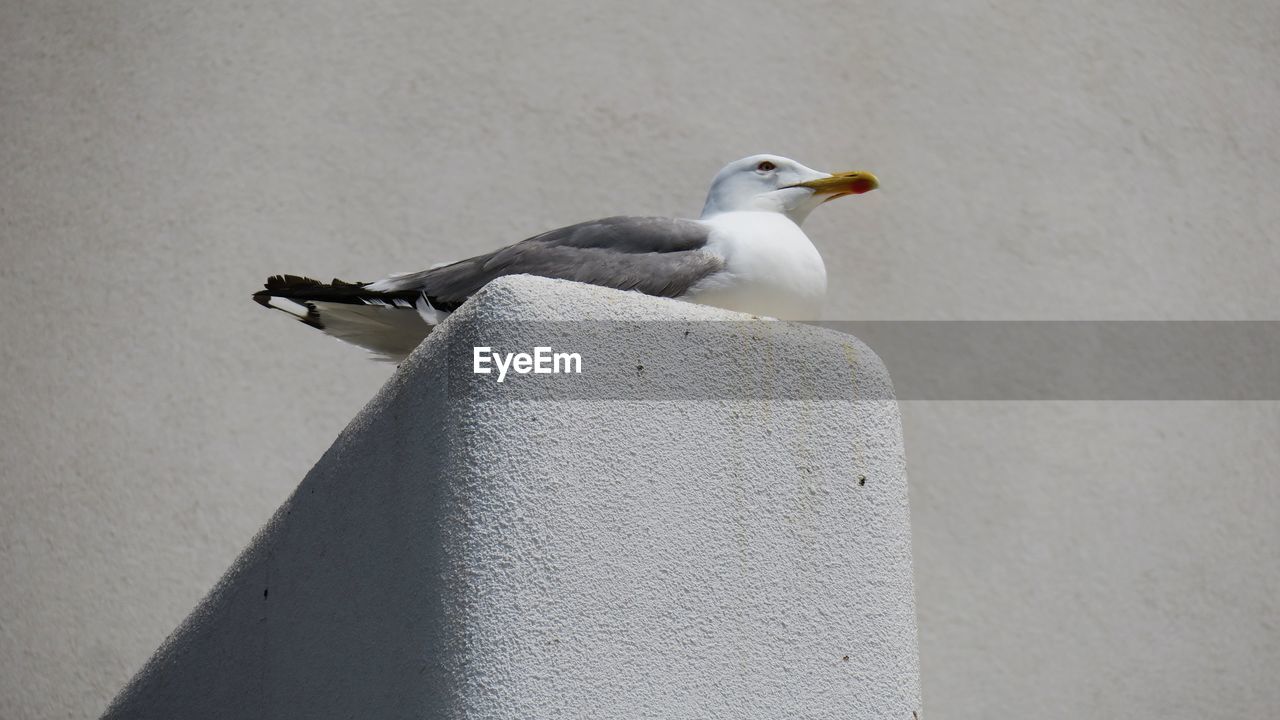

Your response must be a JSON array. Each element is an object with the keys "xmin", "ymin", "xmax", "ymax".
[
  {"xmin": 1, "ymin": 1, "xmax": 1276, "ymax": 718},
  {"xmin": 103, "ymin": 275, "xmax": 919, "ymax": 719}
]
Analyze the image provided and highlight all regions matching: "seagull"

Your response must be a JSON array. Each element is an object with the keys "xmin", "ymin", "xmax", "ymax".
[{"xmin": 253, "ymin": 154, "xmax": 878, "ymax": 360}]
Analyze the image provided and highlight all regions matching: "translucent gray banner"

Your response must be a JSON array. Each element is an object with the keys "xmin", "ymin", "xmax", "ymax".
[{"xmin": 437, "ymin": 321, "xmax": 1280, "ymax": 400}]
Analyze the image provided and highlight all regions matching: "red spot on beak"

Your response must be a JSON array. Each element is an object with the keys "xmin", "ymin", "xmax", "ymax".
[{"xmin": 848, "ymin": 176, "xmax": 877, "ymax": 194}]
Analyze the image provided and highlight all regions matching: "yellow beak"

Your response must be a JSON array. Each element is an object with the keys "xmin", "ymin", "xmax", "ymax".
[{"xmin": 786, "ymin": 171, "xmax": 879, "ymax": 198}]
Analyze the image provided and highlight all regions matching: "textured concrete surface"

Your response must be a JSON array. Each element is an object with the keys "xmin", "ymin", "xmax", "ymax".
[
  {"xmin": 2, "ymin": 1, "xmax": 1278, "ymax": 718},
  {"xmin": 103, "ymin": 276, "xmax": 918, "ymax": 719}
]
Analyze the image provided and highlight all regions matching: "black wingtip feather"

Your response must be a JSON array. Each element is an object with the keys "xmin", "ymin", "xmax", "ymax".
[
  {"xmin": 253, "ymin": 274, "xmax": 376, "ymax": 304},
  {"xmin": 252, "ymin": 274, "xmax": 423, "ymax": 333}
]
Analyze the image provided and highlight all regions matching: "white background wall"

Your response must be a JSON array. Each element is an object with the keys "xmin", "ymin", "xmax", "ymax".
[{"xmin": 1, "ymin": 1, "xmax": 1276, "ymax": 717}]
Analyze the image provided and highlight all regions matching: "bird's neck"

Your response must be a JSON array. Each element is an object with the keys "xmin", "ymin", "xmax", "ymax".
[{"xmin": 700, "ymin": 198, "xmax": 816, "ymax": 227}]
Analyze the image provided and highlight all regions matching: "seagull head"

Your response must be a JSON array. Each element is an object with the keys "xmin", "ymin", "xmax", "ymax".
[{"xmin": 699, "ymin": 154, "xmax": 878, "ymax": 225}]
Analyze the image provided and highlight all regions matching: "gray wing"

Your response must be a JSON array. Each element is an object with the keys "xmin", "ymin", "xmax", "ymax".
[{"xmin": 371, "ymin": 216, "xmax": 722, "ymax": 310}]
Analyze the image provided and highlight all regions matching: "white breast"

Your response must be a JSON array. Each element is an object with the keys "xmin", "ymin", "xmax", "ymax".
[{"xmin": 684, "ymin": 211, "xmax": 828, "ymax": 320}]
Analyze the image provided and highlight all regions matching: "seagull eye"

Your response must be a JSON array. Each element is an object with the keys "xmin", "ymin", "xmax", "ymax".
[{"xmin": 756, "ymin": 161, "xmax": 777, "ymax": 172}]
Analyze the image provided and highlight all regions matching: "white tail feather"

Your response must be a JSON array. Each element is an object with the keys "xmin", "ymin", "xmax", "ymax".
[{"xmin": 307, "ymin": 301, "xmax": 433, "ymax": 362}]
